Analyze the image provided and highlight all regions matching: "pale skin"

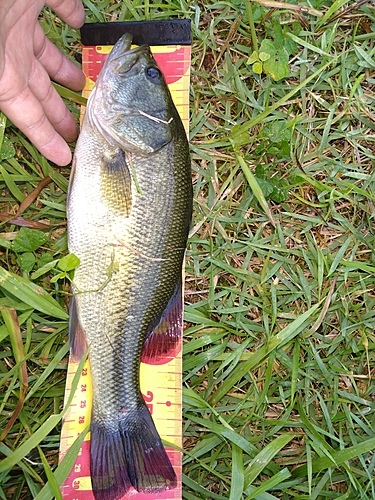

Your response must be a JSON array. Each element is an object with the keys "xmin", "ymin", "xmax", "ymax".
[{"xmin": 0, "ymin": 0, "xmax": 86, "ymax": 166}]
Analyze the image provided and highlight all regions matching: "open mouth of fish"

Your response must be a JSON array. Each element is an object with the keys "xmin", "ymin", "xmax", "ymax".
[{"xmin": 106, "ymin": 34, "xmax": 153, "ymax": 75}]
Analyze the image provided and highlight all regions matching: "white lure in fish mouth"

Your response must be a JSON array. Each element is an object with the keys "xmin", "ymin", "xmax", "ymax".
[{"xmin": 137, "ymin": 109, "xmax": 174, "ymax": 125}]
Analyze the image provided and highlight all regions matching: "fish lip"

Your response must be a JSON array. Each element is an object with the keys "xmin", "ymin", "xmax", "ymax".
[
  {"xmin": 111, "ymin": 43, "xmax": 149, "ymax": 59},
  {"xmin": 109, "ymin": 33, "xmax": 150, "ymax": 63}
]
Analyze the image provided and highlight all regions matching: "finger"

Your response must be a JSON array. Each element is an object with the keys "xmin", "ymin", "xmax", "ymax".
[
  {"xmin": 45, "ymin": 0, "xmax": 85, "ymax": 29},
  {"xmin": 28, "ymin": 58, "xmax": 79, "ymax": 141},
  {"xmin": 34, "ymin": 24, "xmax": 86, "ymax": 91},
  {"xmin": 1, "ymin": 89, "xmax": 72, "ymax": 166}
]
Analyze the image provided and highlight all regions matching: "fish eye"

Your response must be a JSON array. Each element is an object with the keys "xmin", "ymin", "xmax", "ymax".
[{"xmin": 146, "ymin": 66, "xmax": 162, "ymax": 81}]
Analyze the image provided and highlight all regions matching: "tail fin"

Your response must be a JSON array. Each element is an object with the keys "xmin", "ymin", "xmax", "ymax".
[{"xmin": 90, "ymin": 403, "xmax": 177, "ymax": 500}]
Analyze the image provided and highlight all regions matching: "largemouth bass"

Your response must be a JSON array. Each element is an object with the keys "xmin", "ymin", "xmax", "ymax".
[{"xmin": 67, "ymin": 33, "xmax": 192, "ymax": 500}]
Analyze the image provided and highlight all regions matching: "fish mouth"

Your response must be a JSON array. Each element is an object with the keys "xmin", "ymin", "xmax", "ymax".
[
  {"xmin": 108, "ymin": 33, "xmax": 150, "ymax": 71},
  {"xmin": 93, "ymin": 33, "xmax": 150, "ymax": 82}
]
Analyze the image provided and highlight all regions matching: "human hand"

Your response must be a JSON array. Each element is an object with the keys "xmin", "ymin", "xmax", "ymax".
[{"xmin": 0, "ymin": 0, "xmax": 85, "ymax": 166}]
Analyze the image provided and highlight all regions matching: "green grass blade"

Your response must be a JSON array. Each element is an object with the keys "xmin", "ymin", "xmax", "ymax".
[
  {"xmin": 182, "ymin": 474, "xmax": 226, "ymax": 499},
  {"xmin": 245, "ymin": 469, "xmax": 291, "ymax": 500},
  {"xmin": 37, "ymin": 446, "xmax": 63, "ymax": 500},
  {"xmin": 210, "ymin": 303, "xmax": 320, "ymax": 404},
  {"xmin": 34, "ymin": 427, "xmax": 89, "ymax": 500},
  {"xmin": 0, "ymin": 442, "xmax": 43, "ymax": 486},
  {"xmin": 229, "ymin": 444, "xmax": 244, "ymax": 500},
  {"xmin": 340, "ymin": 260, "xmax": 375, "ymax": 273},
  {"xmin": 0, "ymin": 267, "xmax": 68, "ymax": 319},
  {"xmin": 244, "ymin": 434, "xmax": 294, "ymax": 488},
  {"xmin": 0, "ymin": 112, "xmax": 6, "ymax": 152},
  {"xmin": 0, "ymin": 351, "xmax": 87, "ymax": 473},
  {"xmin": 226, "ymin": 55, "xmax": 340, "ymax": 144},
  {"xmin": 0, "ymin": 165, "xmax": 25, "ymax": 202},
  {"xmin": 52, "ymin": 83, "xmax": 87, "ymax": 106},
  {"xmin": 236, "ymin": 154, "xmax": 276, "ymax": 226},
  {"xmin": 0, "ymin": 308, "xmax": 28, "ymax": 440},
  {"xmin": 292, "ymin": 436, "xmax": 375, "ymax": 478},
  {"xmin": 25, "ymin": 342, "xmax": 69, "ymax": 400}
]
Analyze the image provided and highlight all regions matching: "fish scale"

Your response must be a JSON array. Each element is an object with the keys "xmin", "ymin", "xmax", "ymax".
[{"xmin": 66, "ymin": 33, "xmax": 192, "ymax": 500}]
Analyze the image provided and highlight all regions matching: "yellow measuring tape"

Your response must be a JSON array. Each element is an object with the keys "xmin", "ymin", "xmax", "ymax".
[{"xmin": 59, "ymin": 40, "xmax": 191, "ymax": 500}]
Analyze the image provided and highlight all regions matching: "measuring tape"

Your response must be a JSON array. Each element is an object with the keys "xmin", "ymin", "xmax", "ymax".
[
  {"xmin": 59, "ymin": 353, "xmax": 182, "ymax": 499},
  {"xmin": 59, "ymin": 40, "xmax": 191, "ymax": 500}
]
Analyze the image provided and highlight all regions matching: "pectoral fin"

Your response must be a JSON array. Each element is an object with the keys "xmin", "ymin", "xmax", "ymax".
[
  {"xmin": 141, "ymin": 282, "xmax": 183, "ymax": 364},
  {"xmin": 69, "ymin": 296, "xmax": 88, "ymax": 362},
  {"xmin": 101, "ymin": 148, "xmax": 132, "ymax": 216}
]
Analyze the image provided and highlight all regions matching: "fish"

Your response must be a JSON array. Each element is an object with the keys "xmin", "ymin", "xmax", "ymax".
[{"xmin": 66, "ymin": 33, "xmax": 192, "ymax": 500}]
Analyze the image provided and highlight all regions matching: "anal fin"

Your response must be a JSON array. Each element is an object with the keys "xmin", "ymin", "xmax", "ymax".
[
  {"xmin": 141, "ymin": 282, "xmax": 183, "ymax": 364},
  {"xmin": 69, "ymin": 296, "xmax": 88, "ymax": 362}
]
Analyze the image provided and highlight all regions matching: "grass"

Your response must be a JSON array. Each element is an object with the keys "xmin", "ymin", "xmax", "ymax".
[{"xmin": 1, "ymin": 0, "xmax": 375, "ymax": 499}]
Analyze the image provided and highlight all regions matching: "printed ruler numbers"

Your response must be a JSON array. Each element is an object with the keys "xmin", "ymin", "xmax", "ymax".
[{"xmin": 60, "ymin": 352, "xmax": 182, "ymax": 500}]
